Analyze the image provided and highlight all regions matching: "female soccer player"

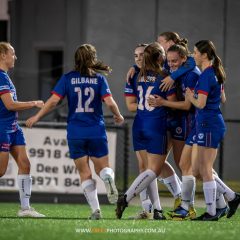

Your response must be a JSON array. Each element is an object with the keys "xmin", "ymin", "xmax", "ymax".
[
  {"xmin": 116, "ymin": 42, "xmax": 177, "ymax": 220},
  {"xmin": 125, "ymin": 44, "xmax": 181, "ymax": 219},
  {"xmin": 0, "ymin": 42, "xmax": 45, "ymax": 217},
  {"xmin": 186, "ymin": 40, "xmax": 240, "ymax": 220},
  {"xmin": 26, "ymin": 44, "xmax": 124, "ymax": 220},
  {"xmin": 149, "ymin": 44, "xmax": 201, "ymax": 219}
]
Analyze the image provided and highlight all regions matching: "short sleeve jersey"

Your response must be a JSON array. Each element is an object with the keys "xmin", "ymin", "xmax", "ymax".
[
  {"xmin": 194, "ymin": 66, "xmax": 224, "ymax": 127},
  {"xmin": 52, "ymin": 71, "xmax": 112, "ymax": 138},
  {"xmin": 0, "ymin": 69, "xmax": 19, "ymax": 133}
]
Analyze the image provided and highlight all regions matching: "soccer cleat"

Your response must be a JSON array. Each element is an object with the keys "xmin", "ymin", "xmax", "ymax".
[
  {"xmin": 103, "ymin": 176, "xmax": 118, "ymax": 204},
  {"xmin": 171, "ymin": 206, "xmax": 189, "ymax": 220},
  {"xmin": 191, "ymin": 212, "xmax": 219, "ymax": 221},
  {"xmin": 115, "ymin": 194, "xmax": 128, "ymax": 219},
  {"xmin": 17, "ymin": 207, "xmax": 45, "ymax": 218},
  {"xmin": 173, "ymin": 197, "xmax": 182, "ymax": 210},
  {"xmin": 128, "ymin": 210, "xmax": 153, "ymax": 220},
  {"xmin": 216, "ymin": 206, "xmax": 229, "ymax": 219},
  {"xmin": 153, "ymin": 209, "xmax": 166, "ymax": 220},
  {"xmin": 89, "ymin": 209, "xmax": 102, "ymax": 220},
  {"xmin": 227, "ymin": 193, "xmax": 240, "ymax": 218},
  {"xmin": 188, "ymin": 205, "xmax": 197, "ymax": 219}
]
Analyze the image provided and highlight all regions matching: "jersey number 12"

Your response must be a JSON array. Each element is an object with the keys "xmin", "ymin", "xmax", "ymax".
[{"xmin": 75, "ymin": 87, "xmax": 94, "ymax": 112}]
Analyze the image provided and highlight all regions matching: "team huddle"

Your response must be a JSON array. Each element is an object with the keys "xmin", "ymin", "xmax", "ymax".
[
  {"xmin": 0, "ymin": 31, "xmax": 239, "ymax": 220},
  {"xmin": 119, "ymin": 32, "xmax": 240, "ymax": 221}
]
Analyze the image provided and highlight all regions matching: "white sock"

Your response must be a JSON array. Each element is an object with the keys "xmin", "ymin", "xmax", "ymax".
[
  {"xmin": 139, "ymin": 189, "xmax": 152, "ymax": 213},
  {"xmin": 214, "ymin": 175, "xmax": 235, "ymax": 201},
  {"xmin": 82, "ymin": 179, "xmax": 100, "ymax": 212},
  {"xmin": 176, "ymin": 174, "xmax": 182, "ymax": 189},
  {"xmin": 99, "ymin": 167, "xmax": 115, "ymax": 181},
  {"xmin": 163, "ymin": 174, "xmax": 181, "ymax": 199},
  {"xmin": 181, "ymin": 175, "xmax": 195, "ymax": 210},
  {"xmin": 147, "ymin": 179, "xmax": 162, "ymax": 211},
  {"xmin": 190, "ymin": 176, "xmax": 196, "ymax": 206},
  {"xmin": 216, "ymin": 190, "xmax": 227, "ymax": 209},
  {"xmin": 125, "ymin": 169, "xmax": 156, "ymax": 202},
  {"xmin": 203, "ymin": 180, "xmax": 217, "ymax": 216},
  {"xmin": 17, "ymin": 174, "xmax": 31, "ymax": 210}
]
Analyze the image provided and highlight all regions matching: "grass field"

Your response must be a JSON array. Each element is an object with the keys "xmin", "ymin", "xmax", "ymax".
[{"xmin": 0, "ymin": 203, "xmax": 239, "ymax": 240}]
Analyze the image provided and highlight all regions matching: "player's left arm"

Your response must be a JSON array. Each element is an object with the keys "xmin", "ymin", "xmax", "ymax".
[{"xmin": 221, "ymin": 85, "xmax": 226, "ymax": 103}]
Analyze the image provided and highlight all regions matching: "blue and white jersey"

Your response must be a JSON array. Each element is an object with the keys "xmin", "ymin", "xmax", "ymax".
[
  {"xmin": 125, "ymin": 71, "xmax": 175, "ymax": 118},
  {"xmin": 0, "ymin": 69, "xmax": 19, "ymax": 133},
  {"xmin": 52, "ymin": 71, "xmax": 112, "ymax": 139},
  {"xmin": 194, "ymin": 66, "xmax": 225, "ymax": 129}
]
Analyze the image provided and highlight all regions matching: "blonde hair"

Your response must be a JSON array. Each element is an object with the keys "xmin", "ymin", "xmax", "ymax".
[{"xmin": 0, "ymin": 42, "xmax": 11, "ymax": 55}]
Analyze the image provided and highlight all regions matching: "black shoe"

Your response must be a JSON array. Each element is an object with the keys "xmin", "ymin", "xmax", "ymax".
[
  {"xmin": 115, "ymin": 194, "xmax": 128, "ymax": 219},
  {"xmin": 216, "ymin": 206, "xmax": 229, "ymax": 219},
  {"xmin": 227, "ymin": 193, "xmax": 240, "ymax": 218},
  {"xmin": 153, "ymin": 209, "xmax": 166, "ymax": 220},
  {"xmin": 191, "ymin": 212, "xmax": 219, "ymax": 221}
]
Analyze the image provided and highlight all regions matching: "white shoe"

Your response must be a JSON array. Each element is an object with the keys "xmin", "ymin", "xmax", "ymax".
[
  {"xmin": 89, "ymin": 209, "xmax": 102, "ymax": 220},
  {"xmin": 103, "ymin": 176, "xmax": 118, "ymax": 204},
  {"xmin": 18, "ymin": 207, "xmax": 45, "ymax": 218}
]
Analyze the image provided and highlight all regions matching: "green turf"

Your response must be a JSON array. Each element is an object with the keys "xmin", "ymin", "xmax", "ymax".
[{"xmin": 0, "ymin": 203, "xmax": 239, "ymax": 240}]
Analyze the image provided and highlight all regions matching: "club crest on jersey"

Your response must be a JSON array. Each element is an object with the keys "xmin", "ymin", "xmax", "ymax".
[
  {"xmin": 198, "ymin": 133, "xmax": 204, "ymax": 139},
  {"xmin": 176, "ymin": 127, "xmax": 182, "ymax": 134}
]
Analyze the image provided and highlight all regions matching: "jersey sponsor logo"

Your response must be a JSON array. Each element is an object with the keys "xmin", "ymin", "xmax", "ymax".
[
  {"xmin": 198, "ymin": 133, "xmax": 204, "ymax": 139},
  {"xmin": 125, "ymin": 88, "xmax": 133, "ymax": 93}
]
